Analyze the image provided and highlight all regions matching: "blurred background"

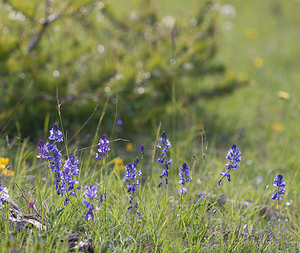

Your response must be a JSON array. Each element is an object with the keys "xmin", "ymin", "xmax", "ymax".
[{"xmin": 1, "ymin": 0, "xmax": 300, "ymax": 176}]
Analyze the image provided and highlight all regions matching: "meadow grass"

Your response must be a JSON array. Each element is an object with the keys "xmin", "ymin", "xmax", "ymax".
[
  {"xmin": 1, "ymin": 0, "xmax": 300, "ymax": 252},
  {"xmin": 0, "ymin": 117, "xmax": 299, "ymax": 252}
]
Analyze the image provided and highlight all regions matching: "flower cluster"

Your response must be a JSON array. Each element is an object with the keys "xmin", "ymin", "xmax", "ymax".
[
  {"xmin": 49, "ymin": 123, "xmax": 63, "ymax": 142},
  {"xmin": 218, "ymin": 144, "xmax": 241, "ymax": 185},
  {"xmin": 124, "ymin": 159, "xmax": 142, "ymax": 216},
  {"xmin": 37, "ymin": 124, "xmax": 80, "ymax": 204},
  {"xmin": 0, "ymin": 158, "xmax": 9, "ymax": 169},
  {"xmin": 0, "ymin": 157, "xmax": 14, "ymax": 177},
  {"xmin": 95, "ymin": 134, "xmax": 110, "ymax": 160},
  {"xmin": 38, "ymin": 124, "xmax": 63, "ymax": 193},
  {"xmin": 82, "ymin": 185, "xmax": 98, "ymax": 221},
  {"xmin": 0, "ymin": 157, "xmax": 15, "ymax": 176},
  {"xmin": 60, "ymin": 154, "xmax": 81, "ymax": 205},
  {"xmin": 271, "ymin": 174, "xmax": 286, "ymax": 200},
  {"xmin": 157, "ymin": 132, "xmax": 172, "ymax": 187},
  {"xmin": 37, "ymin": 140, "xmax": 49, "ymax": 159},
  {"xmin": 178, "ymin": 163, "xmax": 192, "ymax": 194}
]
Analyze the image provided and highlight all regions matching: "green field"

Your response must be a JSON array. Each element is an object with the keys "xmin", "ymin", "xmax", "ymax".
[{"xmin": 0, "ymin": 0, "xmax": 300, "ymax": 252}]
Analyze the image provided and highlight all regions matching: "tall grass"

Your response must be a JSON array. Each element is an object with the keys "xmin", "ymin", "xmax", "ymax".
[{"xmin": 0, "ymin": 116, "xmax": 299, "ymax": 252}]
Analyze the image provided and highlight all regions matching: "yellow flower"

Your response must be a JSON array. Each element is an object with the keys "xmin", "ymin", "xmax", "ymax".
[
  {"xmin": 112, "ymin": 157, "xmax": 125, "ymax": 171},
  {"xmin": 125, "ymin": 143, "xmax": 133, "ymax": 152},
  {"xmin": 245, "ymin": 28, "xmax": 258, "ymax": 39},
  {"xmin": 277, "ymin": 91, "xmax": 290, "ymax": 100},
  {"xmin": 112, "ymin": 157, "xmax": 123, "ymax": 165},
  {"xmin": 253, "ymin": 57, "xmax": 264, "ymax": 68},
  {"xmin": 1, "ymin": 169, "xmax": 14, "ymax": 177},
  {"xmin": 272, "ymin": 122, "xmax": 283, "ymax": 133},
  {"xmin": 0, "ymin": 157, "xmax": 9, "ymax": 170}
]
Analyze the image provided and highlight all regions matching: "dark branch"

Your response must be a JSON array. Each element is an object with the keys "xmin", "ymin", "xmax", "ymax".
[{"xmin": 27, "ymin": 0, "xmax": 97, "ymax": 52}]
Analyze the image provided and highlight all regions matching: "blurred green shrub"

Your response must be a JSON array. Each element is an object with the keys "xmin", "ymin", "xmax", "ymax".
[{"xmin": 0, "ymin": 0, "xmax": 246, "ymax": 138}]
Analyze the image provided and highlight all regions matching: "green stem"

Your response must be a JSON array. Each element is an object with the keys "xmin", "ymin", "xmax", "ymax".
[
  {"xmin": 188, "ymin": 173, "xmax": 227, "ymax": 226},
  {"xmin": 179, "ymin": 194, "xmax": 183, "ymax": 228}
]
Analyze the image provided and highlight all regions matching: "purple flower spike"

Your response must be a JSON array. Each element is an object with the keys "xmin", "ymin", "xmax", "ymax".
[
  {"xmin": 95, "ymin": 134, "xmax": 110, "ymax": 160},
  {"xmin": 273, "ymin": 174, "xmax": 286, "ymax": 188},
  {"xmin": 140, "ymin": 144, "xmax": 144, "ymax": 156},
  {"xmin": 157, "ymin": 132, "xmax": 172, "ymax": 188},
  {"xmin": 82, "ymin": 184, "xmax": 98, "ymax": 221},
  {"xmin": 225, "ymin": 144, "xmax": 241, "ymax": 170},
  {"xmin": 179, "ymin": 187, "xmax": 187, "ymax": 194},
  {"xmin": 60, "ymin": 154, "xmax": 80, "ymax": 204},
  {"xmin": 272, "ymin": 174, "xmax": 286, "ymax": 200},
  {"xmin": 219, "ymin": 144, "xmax": 241, "ymax": 185},
  {"xmin": 37, "ymin": 140, "xmax": 49, "ymax": 158},
  {"xmin": 37, "ymin": 124, "xmax": 81, "ymax": 205},
  {"xmin": 49, "ymin": 124, "xmax": 63, "ymax": 142},
  {"xmin": 124, "ymin": 158, "xmax": 142, "ymax": 216},
  {"xmin": 82, "ymin": 199, "xmax": 95, "ymax": 221},
  {"xmin": 178, "ymin": 163, "xmax": 192, "ymax": 194},
  {"xmin": 84, "ymin": 185, "xmax": 98, "ymax": 199}
]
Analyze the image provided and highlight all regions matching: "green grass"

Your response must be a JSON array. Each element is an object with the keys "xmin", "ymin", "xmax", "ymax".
[
  {"xmin": 1, "ymin": 0, "xmax": 300, "ymax": 252},
  {"xmin": 0, "ymin": 122, "xmax": 299, "ymax": 252}
]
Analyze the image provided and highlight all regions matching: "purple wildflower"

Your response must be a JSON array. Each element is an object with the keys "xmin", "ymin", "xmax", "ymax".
[
  {"xmin": 157, "ymin": 132, "xmax": 172, "ymax": 188},
  {"xmin": 37, "ymin": 140, "xmax": 49, "ymax": 158},
  {"xmin": 225, "ymin": 144, "xmax": 241, "ymax": 170},
  {"xmin": 116, "ymin": 119, "xmax": 123, "ymax": 126},
  {"xmin": 37, "ymin": 124, "xmax": 81, "ymax": 204},
  {"xmin": 125, "ymin": 159, "xmax": 142, "ymax": 194},
  {"xmin": 84, "ymin": 185, "xmax": 98, "ymax": 199},
  {"xmin": 272, "ymin": 174, "xmax": 286, "ymax": 200},
  {"xmin": 49, "ymin": 124, "xmax": 63, "ymax": 142},
  {"xmin": 82, "ymin": 184, "xmax": 98, "ymax": 221},
  {"xmin": 218, "ymin": 144, "xmax": 241, "ymax": 185},
  {"xmin": 157, "ymin": 132, "xmax": 171, "ymax": 163},
  {"xmin": 46, "ymin": 142, "xmax": 62, "ymax": 194},
  {"xmin": 60, "ymin": 154, "xmax": 81, "ymax": 204},
  {"xmin": 178, "ymin": 163, "xmax": 192, "ymax": 194},
  {"xmin": 140, "ymin": 144, "xmax": 144, "ymax": 156},
  {"xmin": 179, "ymin": 187, "xmax": 187, "ymax": 194},
  {"xmin": 124, "ymin": 159, "xmax": 142, "ymax": 216},
  {"xmin": 82, "ymin": 199, "xmax": 95, "ymax": 221},
  {"xmin": 95, "ymin": 134, "xmax": 110, "ymax": 160}
]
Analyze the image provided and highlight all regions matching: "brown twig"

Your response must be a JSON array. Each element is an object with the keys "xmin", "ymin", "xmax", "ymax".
[{"xmin": 15, "ymin": 183, "xmax": 42, "ymax": 219}]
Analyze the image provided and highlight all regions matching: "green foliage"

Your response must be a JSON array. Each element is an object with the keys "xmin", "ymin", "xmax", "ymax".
[
  {"xmin": 0, "ymin": 0, "xmax": 245, "ymax": 138},
  {"xmin": 0, "ymin": 124, "xmax": 299, "ymax": 252}
]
